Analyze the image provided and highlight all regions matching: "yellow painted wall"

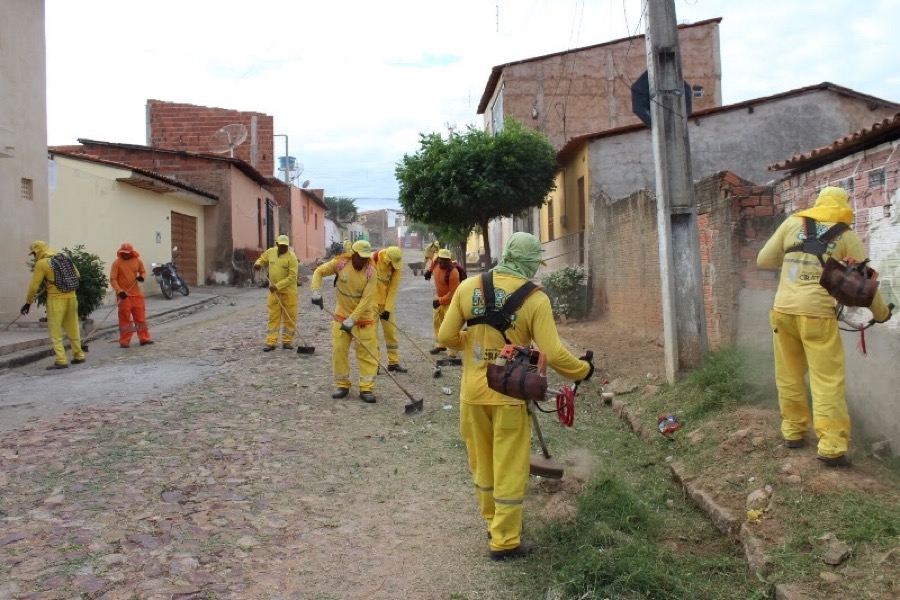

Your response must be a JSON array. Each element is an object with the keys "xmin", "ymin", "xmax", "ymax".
[
  {"xmin": 49, "ymin": 155, "xmax": 206, "ymax": 298},
  {"xmin": 541, "ymin": 143, "xmax": 590, "ymax": 242}
]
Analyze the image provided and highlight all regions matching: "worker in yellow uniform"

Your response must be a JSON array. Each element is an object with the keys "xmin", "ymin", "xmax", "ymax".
[
  {"xmin": 21, "ymin": 240, "xmax": 86, "ymax": 370},
  {"xmin": 423, "ymin": 240, "xmax": 440, "ymax": 278},
  {"xmin": 311, "ymin": 240, "xmax": 379, "ymax": 403},
  {"xmin": 374, "ymin": 246, "xmax": 407, "ymax": 372},
  {"xmin": 757, "ymin": 186, "xmax": 892, "ymax": 467},
  {"xmin": 429, "ymin": 249, "xmax": 461, "ymax": 357},
  {"xmin": 438, "ymin": 232, "xmax": 593, "ymax": 560},
  {"xmin": 253, "ymin": 234, "xmax": 299, "ymax": 352}
]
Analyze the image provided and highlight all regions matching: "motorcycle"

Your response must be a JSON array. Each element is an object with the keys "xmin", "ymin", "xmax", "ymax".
[{"xmin": 151, "ymin": 246, "xmax": 190, "ymax": 299}]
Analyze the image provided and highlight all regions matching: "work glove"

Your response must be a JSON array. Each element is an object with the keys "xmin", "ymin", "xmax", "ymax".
[
  {"xmin": 432, "ymin": 299, "xmax": 440, "ymax": 310},
  {"xmin": 311, "ymin": 292, "xmax": 323, "ymax": 310},
  {"xmin": 136, "ymin": 275, "xmax": 144, "ymax": 282},
  {"xmin": 269, "ymin": 285, "xmax": 277, "ymax": 293},
  {"xmin": 340, "ymin": 317, "xmax": 355, "ymax": 334},
  {"xmin": 118, "ymin": 291, "xmax": 127, "ymax": 300},
  {"xmin": 424, "ymin": 270, "xmax": 432, "ymax": 281},
  {"xmin": 875, "ymin": 302, "xmax": 894, "ymax": 324},
  {"xmin": 380, "ymin": 310, "xmax": 390, "ymax": 321},
  {"xmin": 253, "ymin": 263, "xmax": 262, "ymax": 271},
  {"xmin": 578, "ymin": 351, "xmax": 595, "ymax": 381},
  {"xmin": 20, "ymin": 303, "xmax": 30, "ymax": 316}
]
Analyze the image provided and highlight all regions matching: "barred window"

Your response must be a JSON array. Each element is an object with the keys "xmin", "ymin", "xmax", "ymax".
[
  {"xmin": 868, "ymin": 168, "xmax": 885, "ymax": 187},
  {"xmin": 21, "ymin": 178, "xmax": 33, "ymax": 201}
]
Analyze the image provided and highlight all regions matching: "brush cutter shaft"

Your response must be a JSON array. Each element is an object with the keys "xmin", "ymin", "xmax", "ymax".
[{"xmin": 528, "ymin": 400, "xmax": 553, "ymax": 459}]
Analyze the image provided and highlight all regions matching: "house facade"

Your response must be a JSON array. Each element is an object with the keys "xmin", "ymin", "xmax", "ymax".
[
  {"xmin": 57, "ymin": 140, "xmax": 278, "ymax": 285},
  {"xmin": 48, "ymin": 152, "xmax": 216, "ymax": 294},
  {"xmin": 477, "ymin": 18, "xmax": 723, "ymax": 148},
  {"xmin": 0, "ymin": 0, "xmax": 49, "ymax": 325},
  {"xmin": 291, "ymin": 188, "xmax": 327, "ymax": 263}
]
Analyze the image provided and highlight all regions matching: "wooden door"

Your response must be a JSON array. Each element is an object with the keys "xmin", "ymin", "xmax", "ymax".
[{"xmin": 170, "ymin": 211, "xmax": 198, "ymax": 285}]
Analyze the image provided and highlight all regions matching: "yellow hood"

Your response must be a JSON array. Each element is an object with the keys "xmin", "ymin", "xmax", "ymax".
[
  {"xmin": 29, "ymin": 240, "xmax": 54, "ymax": 260},
  {"xmin": 794, "ymin": 186, "xmax": 854, "ymax": 224}
]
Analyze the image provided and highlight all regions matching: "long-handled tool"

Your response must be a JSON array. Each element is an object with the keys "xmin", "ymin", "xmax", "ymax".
[
  {"xmin": 528, "ymin": 399, "xmax": 565, "ymax": 479},
  {"xmin": 264, "ymin": 275, "xmax": 315, "ymax": 354},
  {"xmin": 392, "ymin": 320, "xmax": 442, "ymax": 378},
  {"xmin": 0, "ymin": 313, "xmax": 24, "ymax": 336},
  {"xmin": 319, "ymin": 305, "xmax": 424, "ymax": 414},
  {"xmin": 81, "ymin": 280, "xmax": 140, "ymax": 351}
]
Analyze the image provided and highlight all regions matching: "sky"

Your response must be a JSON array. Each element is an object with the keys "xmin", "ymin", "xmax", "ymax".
[{"xmin": 45, "ymin": 0, "xmax": 900, "ymax": 212}]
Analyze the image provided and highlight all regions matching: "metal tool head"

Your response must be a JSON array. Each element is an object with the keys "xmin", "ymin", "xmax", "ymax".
[
  {"xmin": 529, "ymin": 454, "xmax": 564, "ymax": 479},
  {"xmin": 296, "ymin": 346, "xmax": 315, "ymax": 355},
  {"xmin": 404, "ymin": 397, "xmax": 425, "ymax": 414}
]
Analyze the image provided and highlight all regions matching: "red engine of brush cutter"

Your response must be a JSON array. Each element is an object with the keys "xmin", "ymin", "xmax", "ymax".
[{"xmin": 486, "ymin": 344, "xmax": 548, "ymax": 402}]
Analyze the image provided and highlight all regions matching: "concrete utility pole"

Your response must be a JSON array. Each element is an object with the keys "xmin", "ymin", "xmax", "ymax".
[{"xmin": 644, "ymin": 0, "xmax": 708, "ymax": 382}]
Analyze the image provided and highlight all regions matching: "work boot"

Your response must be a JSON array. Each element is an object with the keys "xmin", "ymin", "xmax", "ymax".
[
  {"xmin": 489, "ymin": 540, "xmax": 535, "ymax": 561},
  {"xmin": 331, "ymin": 388, "xmax": 350, "ymax": 399},
  {"xmin": 429, "ymin": 346, "xmax": 446, "ymax": 355},
  {"xmin": 387, "ymin": 364, "xmax": 408, "ymax": 373},
  {"xmin": 359, "ymin": 391, "xmax": 377, "ymax": 404},
  {"xmin": 262, "ymin": 345, "xmax": 276, "ymax": 352},
  {"xmin": 784, "ymin": 438, "xmax": 806, "ymax": 449},
  {"xmin": 817, "ymin": 454, "xmax": 851, "ymax": 467},
  {"xmin": 140, "ymin": 340, "xmax": 154, "ymax": 346},
  {"xmin": 72, "ymin": 358, "xmax": 86, "ymax": 364},
  {"xmin": 46, "ymin": 363, "xmax": 69, "ymax": 370},
  {"xmin": 282, "ymin": 344, "xmax": 294, "ymax": 350}
]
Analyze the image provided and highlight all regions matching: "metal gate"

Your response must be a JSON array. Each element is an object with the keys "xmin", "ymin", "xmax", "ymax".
[{"xmin": 170, "ymin": 211, "xmax": 198, "ymax": 285}]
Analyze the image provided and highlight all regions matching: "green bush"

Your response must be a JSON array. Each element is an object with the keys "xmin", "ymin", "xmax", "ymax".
[
  {"xmin": 30, "ymin": 245, "xmax": 109, "ymax": 320},
  {"xmin": 540, "ymin": 264, "xmax": 587, "ymax": 319}
]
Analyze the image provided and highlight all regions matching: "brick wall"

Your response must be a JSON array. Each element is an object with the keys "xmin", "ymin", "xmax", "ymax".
[
  {"xmin": 146, "ymin": 100, "xmax": 275, "ymax": 177},
  {"xmin": 590, "ymin": 172, "xmax": 779, "ymax": 348}
]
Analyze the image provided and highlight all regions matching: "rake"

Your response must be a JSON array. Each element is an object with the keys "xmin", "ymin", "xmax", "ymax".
[
  {"xmin": 392, "ymin": 320, "xmax": 443, "ymax": 378},
  {"xmin": 264, "ymin": 276, "xmax": 315, "ymax": 354}
]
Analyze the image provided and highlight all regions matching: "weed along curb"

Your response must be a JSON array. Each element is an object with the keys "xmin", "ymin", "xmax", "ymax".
[{"xmin": 605, "ymin": 397, "xmax": 777, "ymax": 580}]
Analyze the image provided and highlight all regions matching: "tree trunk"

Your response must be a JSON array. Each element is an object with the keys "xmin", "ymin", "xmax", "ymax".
[{"xmin": 479, "ymin": 216, "xmax": 492, "ymax": 269}]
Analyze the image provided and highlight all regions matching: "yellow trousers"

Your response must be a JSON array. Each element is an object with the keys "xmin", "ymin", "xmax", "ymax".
[
  {"xmin": 460, "ymin": 402, "xmax": 530, "ymax": 552},
  {"xmin": 331, "ymin": 321, "xmax": 378, "ymax": 392},
  {"xmin": 377, "ymin": 314, "xmax": 400, "ymax": 365},
  {"xmin": 47, "ymin": 297, "xmax": 84, "ymax": 365},
  {"xmin": 770, "ymin": 310, "xmax": 849, "ymax": 458},
  {"xmin": 432, "ymin": 305, "xmax": 458, "ymax": 357},
  {"xmin": 266, "ymin": 291, "xmax": 298, "ymax": 346}
]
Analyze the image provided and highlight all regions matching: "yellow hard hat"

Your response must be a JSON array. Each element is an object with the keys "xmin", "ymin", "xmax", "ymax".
[{"xmin": 277, "ymin": 234, "xmax": 290, "ymax": 246}]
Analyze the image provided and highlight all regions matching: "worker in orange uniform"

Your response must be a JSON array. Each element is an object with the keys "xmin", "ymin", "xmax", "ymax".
[
  {"xmin": 429, "ymin": 248, "xmax": 461, "ymax": 357},
  {"xmin": 373, "ymin": 246, "xmax": 407, "ymax": 372},
  {"xmin": 110, "ymin": 242, "xmax": 153, "ymax": 348},
  {"xmin": 438, "ymin": 232, "xmax": 593, "ymax": 561},
  {"xmin": 254, "ymin": 234, "xmax": 299, "ymax": 351},
  {"xmin": 310, "ymin": 240, "xmax": 379, "ymax": 403}
]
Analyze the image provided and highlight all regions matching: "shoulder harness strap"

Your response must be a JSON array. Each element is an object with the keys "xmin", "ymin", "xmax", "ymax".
[
  {"xmin": 466, "ymin": 273, "xmax": 540, "ymax": 343},
  {"xmin": 785, "ymin": 217, "xmax": 849, "ymax": 266}
]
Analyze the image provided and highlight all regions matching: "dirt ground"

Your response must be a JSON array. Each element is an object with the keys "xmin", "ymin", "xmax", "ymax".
[{"xmin": 2, "ymin": 276, "xmax": 897, "ymax": 599}]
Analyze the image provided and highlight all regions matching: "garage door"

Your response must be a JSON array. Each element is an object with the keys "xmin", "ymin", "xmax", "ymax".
[{"xmin": 171, "ymin": 212, "xmax": 198, "ymax": 285}]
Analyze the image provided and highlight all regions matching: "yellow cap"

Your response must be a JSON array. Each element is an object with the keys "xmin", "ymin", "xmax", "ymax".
[
  {"xmin": 277, "ymin": 234, "xmax": 290, "ymax": 246},
  {"xmin": 351, "ymin": 240, "xmax": 373, "ymax": 258},
  {"xmin": 384, "ymin": 246, "xmax": 403, "ymax": 269},
  {"xmin": 437, "ymin": 249, "xmax": 452, "ymax": 259}
]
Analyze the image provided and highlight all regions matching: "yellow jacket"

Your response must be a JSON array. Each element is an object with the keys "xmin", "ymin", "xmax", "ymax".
[
  {"xmin": 757, "ymin": 216, "xmax": 891, "ymax": 321},
  {"xmin": 374, "ymin": 252, "xmax": 402, "ymax": 313},
  {"xmin": 438, "ymin": 272, "xmax": 590, "ymax": 405},
  {"xmin": 254, "ymin": 247, "xmax": 299, "ymax": 295},
  {"xmin": 312, "ymin": 257, "xmax": 377, "ymax": 324},
  {"xmin": 26, "ymin": 241, "xmax": 78, "ymax": 303}
]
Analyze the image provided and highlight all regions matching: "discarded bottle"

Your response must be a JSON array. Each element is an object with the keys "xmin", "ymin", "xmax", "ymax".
[{"xmin": 657, "ymin": 413, "xmax": 681, "ymax": 437}]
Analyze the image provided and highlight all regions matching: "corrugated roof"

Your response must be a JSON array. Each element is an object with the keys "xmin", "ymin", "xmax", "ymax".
[
  {"xmin": 556, "ymin": 83, "xmax": 900, "ymax": 163},
  {"xmin": 768, "ymin": 112, "xmax": 900, "ymax": 173},
  {"xmin": 49, "ymin": 149, "xmax": 219, "ymax": 202},
  {"xmin": 477, "ymin": 18, "xmax": 723, "ymax": 115}
]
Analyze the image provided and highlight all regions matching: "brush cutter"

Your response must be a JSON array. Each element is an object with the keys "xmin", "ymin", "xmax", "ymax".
[
  {"xmin": 391, "ymin": 320, "xmax": 443, "ymax": 378},
  {"xmin": 264, "ymin": 276, "xmax": 315, "ymax": 354},
  {"xmin": 528, "ymin": 399, "xmax": 565, "ymax": 479},
  {"xmin": 319, "ymin": 305, "xmax": 424, "ymax": 414}
]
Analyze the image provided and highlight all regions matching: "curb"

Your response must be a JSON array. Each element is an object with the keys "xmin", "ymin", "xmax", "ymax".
[
  {"xmin": 0, "ymin": 295, "xmax": 224, "ymax": 370},
  {"xmin": 605, "ymin": 397, "xmax": 800, "ymax": 592}
]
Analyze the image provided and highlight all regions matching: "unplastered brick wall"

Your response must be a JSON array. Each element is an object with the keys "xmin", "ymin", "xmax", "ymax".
[
  {"xmin": 147, "ymin": 100, "xmax": 275, "ymax": 177},
  {"xmin": 774, "ymin": 139, "xmax": 900, "ymax": 310},
  {"xmin": 589, "ymin": 172, "xmax": 779, "ymax": 348}
]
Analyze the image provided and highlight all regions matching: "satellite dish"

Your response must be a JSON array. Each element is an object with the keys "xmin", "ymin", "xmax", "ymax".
[
  {"xmin": 301, "ymin": 180, "xmax": 310, "ymax": 189},
  {"xmin": 208, "ymin": 124, "xmax": 248, "ymax": 157}
]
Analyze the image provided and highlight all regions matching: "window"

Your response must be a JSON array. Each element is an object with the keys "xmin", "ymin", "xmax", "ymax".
[
  {"xmin": 302, "ymin": 205, "xmax": 308, "ymax": 223},
  {"xmin": 692, "ymin": 85, "xmax": 704, "ymax": 98},
  {"xmin": 21, "ymin": 178, "xmax": 33, "ymax": 201},
  {"xmin": 315, "ymin": 213, "xmax": 318, "ymax": 230},
  {"xmin": 836, "ymin": 177, "xmax": 854, "ymax": 193},
  {"xmin": 868, "ymin": 168, "xmax": 886, "ymax": 187}
]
